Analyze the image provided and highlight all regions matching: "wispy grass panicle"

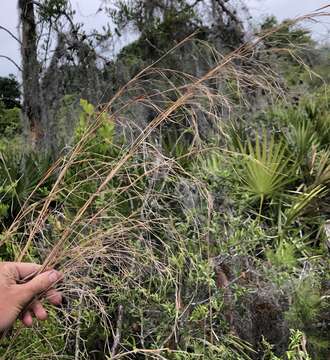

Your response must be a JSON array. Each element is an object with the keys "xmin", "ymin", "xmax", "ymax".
[{"xmin": 1, "ymin": 8, "xmax": 329, "ymax": 359}]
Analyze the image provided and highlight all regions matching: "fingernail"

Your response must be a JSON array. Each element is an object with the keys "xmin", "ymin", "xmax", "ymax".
[{"xmin": 48, "ymin": 270, "xmax": 60, "ymax": 282}]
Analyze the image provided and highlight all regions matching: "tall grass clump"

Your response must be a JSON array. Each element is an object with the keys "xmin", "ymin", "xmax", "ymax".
[{"xmin": 0, "ymin": 9, "xmax": 329, "ymax": 360}]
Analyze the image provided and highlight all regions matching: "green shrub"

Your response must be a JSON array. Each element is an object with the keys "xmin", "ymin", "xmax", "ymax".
[{"xmin": 0, "ymin": 102, "xmax": 21, "ymax": 137}]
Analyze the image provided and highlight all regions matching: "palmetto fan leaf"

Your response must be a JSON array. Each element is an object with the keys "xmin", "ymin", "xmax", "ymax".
[
  {"xmin": 236, "ymin": 131, "xmax": 294, "ymax": 202},
  {"xmin": 286, "ymin": 120, "xmax": 318, "ymax": 161},
  {"xmin": 284, "ymin": 185, "xmax": 326, "ymax": 227}
]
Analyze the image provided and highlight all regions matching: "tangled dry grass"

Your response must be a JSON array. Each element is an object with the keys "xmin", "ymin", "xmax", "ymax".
[{"xmin": 1, "ymin": 7, "xmax": 329, "ymax": 359}]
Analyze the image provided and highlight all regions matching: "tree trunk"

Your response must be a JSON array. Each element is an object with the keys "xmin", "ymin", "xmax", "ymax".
[{"xmin": 19, "ymin": 0, "xmax": 44, "ymax": 150}]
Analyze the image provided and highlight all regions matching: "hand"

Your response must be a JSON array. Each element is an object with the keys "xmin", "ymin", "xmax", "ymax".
[{"xmin": 0, "ymin": 262, "xmax": 63, "ymax": 332}]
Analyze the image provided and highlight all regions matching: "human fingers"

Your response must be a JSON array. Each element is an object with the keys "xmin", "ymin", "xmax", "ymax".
[
  {"xmin": 30, "ymin": 301, "xmax": 48, "ymax": 321},
  {"xmin": 21, "ymin": 310, "xmax": 33, "ymax": 327},
  {"xmin": 12, "ymin": 262, "xmax": 42, "ymax": 280},
  {"xmin": 45, "ymin": 289, "xmax": 62, "ymax": 306},
  {"xmin": 16, "ymin": 270, "xmax": 63, "ymax": 305}
]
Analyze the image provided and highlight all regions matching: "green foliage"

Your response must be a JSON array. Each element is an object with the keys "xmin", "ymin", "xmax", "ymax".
[
  {"xmin": 0, "ymin": 150, "xmax": 54, "ymax": 225},
  {"xmin": 283, "ymin": 185, "xmax": 326, "ymax": 228},
  {"xmin": 0, "ymin": 102, "xmax": 21, "ymax": 137},
  {"xmin": 0, "ymin": 75, "xmax": 20, "ymax": 109},
  {"xmin": 0, "ymin": 309, "xmax": 66, "ymax": 359},
  {"xmin": 261, "ymin": 16, "xmax": 314, "ymax": 49},
  {"xmin": 286, "ymin": 279, "xmax": 322, "ymax": 329},
  {"xmin": 285, "ymin": 119, "xmax": 318, "ymax": 163},
  {"xmin": 260, "ymin": 16, "xmax": 315, "ymax": 84},
  {"xmin": 266, "ymin": 241, "xmax": 297, "ymax": 269},
  {"xmin": 0, "ymin": 8, "xmax": 329, "ymax": 360},
  {"xmin": 108, "ymin": 0, "xmax": 199, "ymax": 35},
  {"xmin": 286, "ymin": 330, "xmax": 311, "ymax": 360},
  {"xmin": 161, "ymin": 128, "xmax": 194, "ymax": 169},
  {"xmin": 234, "ymin": 130, "xmax": 294, "ymax": 209},
  {"xmin": 76, "ymin": 99, "xmax": 115, "ymax": 154},
  {"xmin": 274, "ymin": 90, "xmax": 330, "ymax": 153},
  {"xmin": 261, "ymin": 330, "xmax": 312, "ymax": 360},
  {"xmin": 304, "ymin": 97, "xmax": 330, "ymax": 150},
  {"xmin": 38, "ymin": 0, "xmax": 71, "ymax": 21}
]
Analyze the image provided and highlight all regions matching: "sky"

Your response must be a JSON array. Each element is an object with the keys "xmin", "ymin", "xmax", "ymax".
[{"xmin": 0, "ymin": 0, "xmax": 328, "ymax": 77}]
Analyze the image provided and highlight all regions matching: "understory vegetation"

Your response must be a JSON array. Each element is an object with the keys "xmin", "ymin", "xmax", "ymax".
[{"xmin": 0, "ymin": 2, "xmax": 329, "ymax": 359}]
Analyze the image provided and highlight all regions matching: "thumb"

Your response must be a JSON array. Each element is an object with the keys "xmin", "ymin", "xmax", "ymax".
[{"xmin": 19, "ymin": 270, "xmax": 62, "ymax": 303}]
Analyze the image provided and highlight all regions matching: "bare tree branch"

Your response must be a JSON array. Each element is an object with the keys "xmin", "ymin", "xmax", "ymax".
[
  {"xmin": 214, "ymin": 0, "xmax": 242, "ymax": 24},
  {"xmin": 0, "ymin": 55, "xmax": 22, "ymax": 72},
  {"xmin": 74, "ymin": 292, "xmax": 84, "ymax": 360},
  {"xmin": 185, "ymin": 0, "xmax": 203, "ymax": 11},
  {"xmin": 30, "ymin": 1, "xmax": 42, "ymax": 7},
  {"xmin": 111, "ymin": 305, "xmax": 124, "ymax": 358},
  {"xmin": 0, "ymin": 25, "xmax": 22, "ymax": 45}
]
